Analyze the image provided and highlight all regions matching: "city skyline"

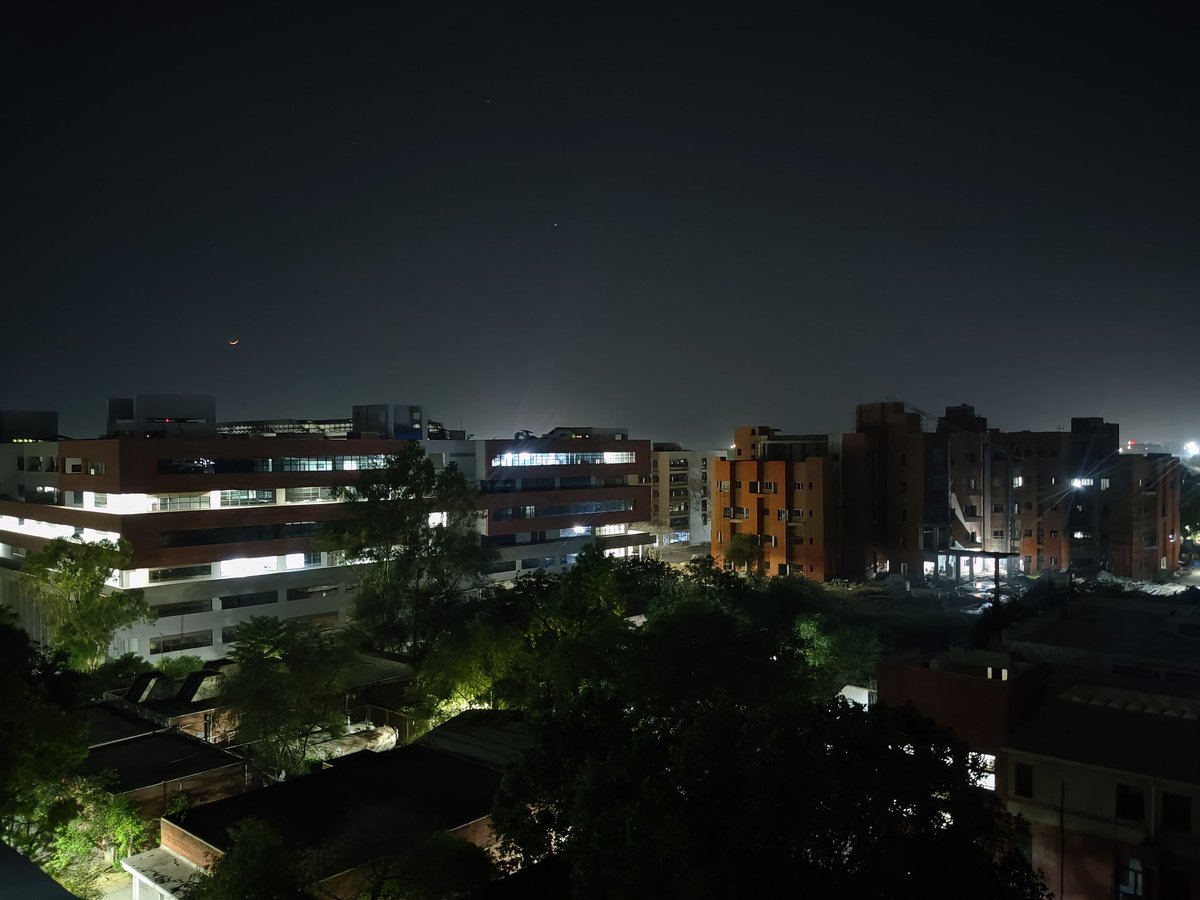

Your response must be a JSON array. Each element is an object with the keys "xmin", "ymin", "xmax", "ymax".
[{"xmin": 4, "ymin": 3, "xmax": 1197, "ymax": 449}]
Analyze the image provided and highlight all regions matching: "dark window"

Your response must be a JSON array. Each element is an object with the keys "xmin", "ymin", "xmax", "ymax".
[
  {"xmin": 1162, "ymin": 870, "xmax": 1190, "ymax": 900},
  {"xmin": 520, "ymin": 477, "xmax": 556, "ymax": 491},
  {"xmin": 149, "ymin": 629, "xmax": 213, "ymax": 655},
  {"xmin": 480, "ymin": 479, "xmax": 516, "ymax": 493},
  {"xmin": 220, "ymin": 590, "xmax": 278, "ymax": 610},
  {"xmin": 1163, "ymin": 793, "xmax": 1191, "ymax": 833},
  {"xmin": 148, "ymin": 564, "xmax": 213, "ymax": 583},
  {"xmin": 1116, "ymin": 784, "xmax": 1145, "ymax": 822},
  {"xmin": 286, "ymin": 584, "xmax": 339, "ymax": 602},
  {"xmin": 1013, "ymin": 762, "xmax": 1033, "ymax": 798},
  {"xmin": 492, "ymin": 499, "xmax": 634, "ymax": 521},
  {"xmin": 159, "ymin": 521, "xmax": 322, "ymax": 548},
  {"xmin": 480, "ymin": 533, "xmax": 517, "ymax": 548},
  {"xmin": 155, "ymin": 599, "xmax": 213, "ymax": 617}
]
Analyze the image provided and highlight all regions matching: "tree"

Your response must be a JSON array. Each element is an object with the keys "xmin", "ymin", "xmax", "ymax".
[
  {"xmin": 188, "ymin": 817, "xmax": 495, "ymax": 900},
  {"xmin": 415, "ymin": 614, "xmax": 529, "ymax": 722},
  {"xmin": 156, "ymin": 654, "xmax": 207, "ymax": 680},
  {"xmin": 22, "ymin": 538, "xmax": 155, "ymax": 671},
  {"xmin": 722, "ymin": 531, "xmax": 763, "ymax": 572},
  {"xmin": 328, "ymin": 443, "xmax": 493, "ymax": 655},
  {"xmin": 222, "ymin": 617, "xmax": 356, "ymax": 778},
  {"xmin": 188, "ymin": 819, "xmax": 313, "ymax": 900},
  {"xmin": 43, "ymin": 783, "xmax": 154, "ymax": 898},
  {"xmin": 493, "ymin": 595, "xmax": 1049, "ymax": 899},
  {"xmin": 0, "ymin": 614, "xmax": 88, "ymax": 863},
  {"xmin": 352, "ymin": 830, "xmax": 496, "ymax": 900}
]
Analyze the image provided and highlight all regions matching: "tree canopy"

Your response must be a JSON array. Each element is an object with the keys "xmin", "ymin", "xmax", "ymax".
[
  {"xmin": 222, "ymin": 617, "xmax": 357, "ymax": 778},
  {"xmin": 481, "ymin": 552, "xmax": 1048, "ymax": 900},
  {"xmin": 327, "ymin": 443, "xmax": 493, "ymax": 655},
  {"xmin": 0, "ymin": 614, "xmax": 153, "ymax": 898},
  {"xmin": 21, "ymin": 538, "xmax": 154, "ymax": 671}
]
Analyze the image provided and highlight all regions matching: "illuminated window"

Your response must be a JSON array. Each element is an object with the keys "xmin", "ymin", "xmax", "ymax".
[
  {"xmin": 970, "ymin": 753, "xmax": 996, "ymax": 791},
  {"xmin": 490, "ymin": 451, "xmax": 636, "ymax": 467},
  {"xmin": 220, "ymin": 489, "xmax": 275, "ymax": 507},
  {"xmin": 1071, "ymin": 477, "xmax": 1094, "ymax": 488},
  {"xmin": 285, "ymin": 486, "xmax": 335, "ymax": 503}
]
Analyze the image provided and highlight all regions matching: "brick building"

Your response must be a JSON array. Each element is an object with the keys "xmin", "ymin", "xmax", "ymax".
[
  {"xmin": 881, "ymin": 597, "xmax": 1200, "ymax": 900},
  {"xmin": 711, "ymin": 402, "xmax": 1183, "ymax": 582}
]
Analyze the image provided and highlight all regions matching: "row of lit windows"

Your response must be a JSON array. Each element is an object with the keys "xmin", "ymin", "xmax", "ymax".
[
  {"xmin": 158, "ymin": 455, "xmax": 387, "ymax": 475},
  {"xmin": 490, "ymin": 451, "xmax": 636, "ymax": 468}
]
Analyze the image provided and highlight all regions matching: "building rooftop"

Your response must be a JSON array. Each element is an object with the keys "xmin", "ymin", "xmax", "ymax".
[
  {"xmin": 416, "ymin": 709, "xmax": 534, "ymax": 771},
  {"xmin": 0, "ymin": 840, "xmax": 79, "ymax": 899},
  {"xmin": 81, "ymin": 703, "xmax": 161, "ymax": 749},
  {"xmin": 1004, "ymin": 598, "xmax": 1200, "ymax": 674},
  {"xmin": 1006, "ymin": 698, "xmax": 1200, "ymax": 785},
  {"xmin": 122, "ymin": 846, "xmax": 201, "ymax": 898},
  {"xmin": 170, "ymin": 743, "xmax": 500, "ymax": 869},
  {"xmin": 82, "ymin": 730, "xmax": 243, "ymax": 793}
]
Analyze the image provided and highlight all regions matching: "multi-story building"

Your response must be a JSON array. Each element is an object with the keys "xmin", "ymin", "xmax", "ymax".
[
  {"xmin": 629, "ymin": 443, "xmax": 711, "ymax": 562},
  {"xmin": 0, "ymin": 399, "xmax": 652, "ymax": 662},
  {"xmin": 882, "ymin": 597, "xmax": 1200, "ymax": 899},
  {"xmin": 710, "ymin": 426, "xmax": 873, "ymax": 580},
  {"xmin": 711, "ymin": 402, "xmax": 1182, "ymax": 582},
  {"xmin": 469, "ymin": 427, "xmax": 652, "ymax": 577}
]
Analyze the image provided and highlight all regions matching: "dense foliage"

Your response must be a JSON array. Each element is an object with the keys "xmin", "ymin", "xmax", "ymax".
[
  {"xmin": 21, "ymin": 538, "xmax": 155, "ymax": 671},
  {"xmin": 327, "ymin": 443, "xmax": 493, "ymax": 655},
  {"xmin": 222, "ymin": 617, "xmax": 357, "ymax": 778},
  {"xmin": 0, "ymin": 615, "xmax": 153, "ymax": 898},
  {"xmin": 450, "ymin": 552, "xmax": 1052, "ymax": 900}
]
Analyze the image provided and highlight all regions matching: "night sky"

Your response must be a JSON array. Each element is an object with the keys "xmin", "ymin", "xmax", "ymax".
[{"xmin": 3, "ymin": 2, "xmax": 1197, "ymax": 447}]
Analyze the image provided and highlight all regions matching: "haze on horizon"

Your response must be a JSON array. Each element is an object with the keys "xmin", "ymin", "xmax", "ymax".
[{"xmin": 3, "ymin": 3, "xmax": 1197, "ymax": 449}]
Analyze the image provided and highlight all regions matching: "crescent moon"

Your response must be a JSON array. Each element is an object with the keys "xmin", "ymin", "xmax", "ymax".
[{"xmin": 227, "ymin": 339, "xmax": 239, "ymax": 346}]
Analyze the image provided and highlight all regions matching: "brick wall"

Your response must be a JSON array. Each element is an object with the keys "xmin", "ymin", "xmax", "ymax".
[
  {"xmin": 122, "ymin": 763, "xmax": 247, "ymax": 819},
  {"xmin": 160, "ymin": 818, "xmax": 222, "ymax": 868}
]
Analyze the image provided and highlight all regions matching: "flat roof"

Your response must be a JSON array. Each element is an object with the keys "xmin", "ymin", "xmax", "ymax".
[
  {"xmin": 170, "ymin": 743, "xmax": 500, "ymax": 871},
  {"xmin": 1005, "ymin": 599, "xmax": 1200, "ymax": 671},
  {"xmin": 0, "ymin": 841, "xmax": 79, "ymax": 899},
  {"xmin": 1006, "ymin": 699, "xmax": 1200, "ymax": 785},
  {"xmin": 81, "ymin": 703, "xmax": 161, "ymax": 748},
  {"xmin": 82, "ymin": 730, "xmax": 243, "ymax": 793},
  {"xmin": 416, "ymin": 710, "xmax": 534, "ymax": 771},
  {"xmin": 123, "ymin": 846, "xmax": 201, "ymax": 898}
]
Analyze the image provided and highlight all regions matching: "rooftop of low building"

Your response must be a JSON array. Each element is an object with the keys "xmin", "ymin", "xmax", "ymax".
[
  {"xmin": 82, "ymin": 729, "xmax": 243, "ymax": 793},
  {"xmin": 169, "ymin": 742, "xmax": 501, "ymax": 870},
  {"xmin": 1005, "ymin": 696, "xmax": 1200, "ymax": 784}
]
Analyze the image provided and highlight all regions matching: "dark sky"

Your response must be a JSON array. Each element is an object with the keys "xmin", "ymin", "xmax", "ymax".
[{"xmin": 3, "ymin": 2, "xmax": 1197, "ymax": 447}]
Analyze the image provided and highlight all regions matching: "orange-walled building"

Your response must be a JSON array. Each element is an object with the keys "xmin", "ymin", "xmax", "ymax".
[{"xmin": 711, "ymin": 403, "xmax": 1183, "ymax": 582}]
